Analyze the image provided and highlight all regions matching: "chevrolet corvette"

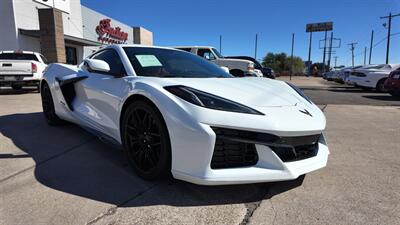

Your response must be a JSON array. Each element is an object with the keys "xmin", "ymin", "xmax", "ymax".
[{"xmin": 40, "ymin": 45, "xmax": 329, "ymax": 185}]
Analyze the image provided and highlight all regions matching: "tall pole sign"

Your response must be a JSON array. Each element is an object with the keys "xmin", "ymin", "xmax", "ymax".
[{"xmin": 306, "ymin": 22, "xmax": 333, "ymax": 75}]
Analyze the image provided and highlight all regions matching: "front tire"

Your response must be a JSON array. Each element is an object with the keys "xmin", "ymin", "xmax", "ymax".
[
  {"xmin": 41, "ymin": 82, "xmax": 64, "ymax": 126},
  {"xmin": 121, "ymin": 100, "xmax": 171, "ymax": 180}
]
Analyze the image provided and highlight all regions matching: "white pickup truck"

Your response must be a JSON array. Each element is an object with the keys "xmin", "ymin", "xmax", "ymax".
[
  {"xmin": 173, "ymin": 46, "xmax": 263, "ymax": 77},
  {"xmin": 0, "ymin": 51, "xmax": 48, "ymax": 90}
]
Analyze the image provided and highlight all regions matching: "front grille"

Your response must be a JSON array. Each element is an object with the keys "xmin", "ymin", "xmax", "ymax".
[
  {"xmin": 211, "ymin": 128, "xmax": 259, "ymax": 169},
  {"xmin": 271, "ymin": 142, "xmax": 318, "ymax": 162},
  {"xmin": 210, "ymin": 127, "xmax": 321, "ymax": 169}
]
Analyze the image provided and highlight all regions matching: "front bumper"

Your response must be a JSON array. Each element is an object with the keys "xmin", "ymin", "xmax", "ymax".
[
  {"xmin": 171, "ymin": 125, "xmax": 329, "ymax": 185},
  {"xmin": 0, "ymin": 74, "xmax": 40, "ymax": 87}
]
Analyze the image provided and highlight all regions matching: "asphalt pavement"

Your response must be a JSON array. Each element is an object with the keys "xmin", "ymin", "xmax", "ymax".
[{"xmin": 0, "ymin": 77, "xmax": 399, "ymax": 225}]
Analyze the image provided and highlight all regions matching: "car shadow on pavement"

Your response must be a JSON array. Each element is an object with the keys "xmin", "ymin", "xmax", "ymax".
[
  {"xmin": 0, "ymin": 112, "xmax": 304, "ymax": 207},
  {"xmin": 0, "ymin": 88, "xmax": 38, "ymax": 95},
  {"xmin": 363, "ymin": 95, "xmax": 400, "ymax": 101},
  {"xmin": 328, "ymin": 88, "xmax": 374, "ymax": 93}
]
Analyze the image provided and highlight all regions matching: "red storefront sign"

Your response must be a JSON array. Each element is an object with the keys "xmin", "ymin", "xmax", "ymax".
[{"xmin": 96, "ymin": 19, "xmax": 129, "ymax": 44}]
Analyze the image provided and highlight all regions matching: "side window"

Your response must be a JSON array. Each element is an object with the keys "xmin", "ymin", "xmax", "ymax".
[
  {"xmin": 92, "ymin": 49, "xmax": 126, "ymax": 75},
  {"xmin": 197, "ymin": 48, "xmax": 216, "ymax": 60},
  {"xmin": 40, "ymin": 54, "xmax": 48, "ymax": 64},
  {"xmin": 178, "ymin": 48, "xmax": 192, "ymax": 53}
]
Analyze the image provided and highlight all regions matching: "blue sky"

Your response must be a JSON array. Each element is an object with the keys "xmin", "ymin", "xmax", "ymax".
[{"xmin": 81, "ymin": 0, "xmax": 400, "ymax": 67}]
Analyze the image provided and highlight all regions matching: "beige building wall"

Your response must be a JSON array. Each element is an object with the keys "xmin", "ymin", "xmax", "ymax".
[{"xmin": 133, "ymin": 27, "xmax": 153, "ymax": 46}]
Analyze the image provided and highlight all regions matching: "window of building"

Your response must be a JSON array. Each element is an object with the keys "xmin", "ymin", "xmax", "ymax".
[{"xmin": 65, "ymin": 46, "xmax": 77, "ymax": 65}]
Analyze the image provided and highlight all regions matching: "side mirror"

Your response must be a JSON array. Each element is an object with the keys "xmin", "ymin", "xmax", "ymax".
[
  {"xmin": 220, "ymin": 66, "xmax": 230, "ymax": 73},
  {"xmin": 84, "ymin": 59, "xmax": 110, "ymax": 73},
  {"xmin": 204, "ymin": 55, "xmax": 210, "ymax": 60}
]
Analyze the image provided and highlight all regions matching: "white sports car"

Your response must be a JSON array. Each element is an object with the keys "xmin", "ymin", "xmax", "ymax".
[{"xmin": 40, "ymin": 45, "xmax": 329, "ymax": 185}]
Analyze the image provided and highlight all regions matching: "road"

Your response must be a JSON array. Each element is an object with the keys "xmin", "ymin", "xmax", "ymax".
[{"xmin": 0, "ymin": 77, "xmax": 399, "ymax": 225}]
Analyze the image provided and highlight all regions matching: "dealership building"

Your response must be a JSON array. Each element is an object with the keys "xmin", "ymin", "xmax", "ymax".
[{"xmin": 0, "ymin": 0, "xmax": 153, "ymax": 65}]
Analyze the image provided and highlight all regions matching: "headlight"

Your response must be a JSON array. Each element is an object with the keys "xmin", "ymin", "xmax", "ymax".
[
  {"xmin": 286, "ymin": 82, "xmax": 313, "ymax": 104},
  {"xmin": 164, "ymin": 85, "xmax": 264, "ymax": 115}
]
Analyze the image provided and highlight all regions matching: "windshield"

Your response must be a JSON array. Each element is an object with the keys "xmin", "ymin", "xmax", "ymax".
[
  {"xmin": 211, "ymin": 48, "xmax": 224, "ymax": 58},
  {"xmin": 123, "ymin": 47, "xmax": 232, "ymax": 78}
]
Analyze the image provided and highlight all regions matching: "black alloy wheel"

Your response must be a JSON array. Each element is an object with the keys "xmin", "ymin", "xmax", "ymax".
[
  {"xmin": 122, "ymin": 100, "xmax": 171, "ymax": 180},
  {"xmin": 41, "ymin": 82, "xmax": 64, "ymax": 125}
]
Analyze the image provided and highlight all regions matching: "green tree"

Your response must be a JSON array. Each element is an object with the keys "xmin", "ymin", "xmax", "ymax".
[{"xmin": 262, "ymin": 52, "xmax": 305, "ymax": 75}]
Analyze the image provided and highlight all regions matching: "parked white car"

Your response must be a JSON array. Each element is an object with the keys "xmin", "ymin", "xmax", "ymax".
[
  {"xmin": 173, "ymin": 46, "xmax": 263, "ymax": 77},
  {"xmin": 0, "ymin": 51, "xmax": 48, "ymax": 90},
  {"xmin": 346, "ymin": 64, "xmax": 400, "ymax": 92},
  {"xmin": 40, "ymin": 44, "xmax": 329, "ymax": 185}
]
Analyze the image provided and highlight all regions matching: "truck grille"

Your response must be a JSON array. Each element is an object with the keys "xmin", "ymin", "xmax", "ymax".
[{"xmin": 210, "ymin": 127, "xmax": 321, "ymax": 169}]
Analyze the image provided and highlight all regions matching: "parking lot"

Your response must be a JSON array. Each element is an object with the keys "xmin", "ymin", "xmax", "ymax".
[{"xmin": 1, "ymin": 77, "xmax": 399, "ymax": 225}]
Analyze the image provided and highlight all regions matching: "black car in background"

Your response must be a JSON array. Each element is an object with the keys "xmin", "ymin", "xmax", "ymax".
[{"xmin": 225, "ymin": 56, "xmax": 275, "ymax": 79}]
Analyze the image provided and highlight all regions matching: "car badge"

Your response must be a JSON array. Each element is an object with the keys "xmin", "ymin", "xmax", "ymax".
[{"xmin": 299, "ymin": 109, "xmax": 313, "ymax": 117}]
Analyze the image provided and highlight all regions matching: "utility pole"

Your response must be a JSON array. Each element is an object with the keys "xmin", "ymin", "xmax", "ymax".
[
  {"xmin": 364, "ymin": 47, "xmax": 367, "ymax": 65},
  {"xmin": 290, "ymin": 33, "xmax": 295, "ymax": 81},
  {"xmin": 369, "ymin": 30, "xmax": 374, "ymax": 64},
  {"xmin": 327, "ymin": 32, "xmax": 334, "ymax": 71},
  {"xmin": 219, "ymin": 35, "xmax": 222, "ymax": 54},
  {"xmin": 380, "ymin": 12, "xmax": 400, "ymax": 64},
  {"xmin": 307, "ymin": 31, "xmax": 313, "ymax": 76},
  {"xmin": 348, "ymin": 42, "xmax": 357, "ymax": 67},
  {"xmin": 254, "ymin": 34, "xmax": 258, "ymax": 59},
  {"xmin": 322, "ymin": 30, "xmax": 328, "ymax": 72}
]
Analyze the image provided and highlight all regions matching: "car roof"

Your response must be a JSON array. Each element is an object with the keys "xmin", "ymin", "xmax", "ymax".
[
  {"xmin": 226, "ymin": 56, "xmax": 255, "ymax": 60},
  {"xmin": 0, "ymin": 50, "xmax": 37, "ymax": 54},
  {"xmin": 171, "ymin": 46, "xmax": 215, "ymax": 49},
  {"xmin": 104, "ymin": 44, "xmax": 183, "ymax": 52}
]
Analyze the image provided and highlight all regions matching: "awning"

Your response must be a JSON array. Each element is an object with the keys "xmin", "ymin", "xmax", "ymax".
[{"xmin": 19, "ymin": 29, "xmax": 101, "ymax": 47}]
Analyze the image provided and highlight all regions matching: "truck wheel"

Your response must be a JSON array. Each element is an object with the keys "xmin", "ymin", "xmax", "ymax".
[
  {"xmin": 11, "ymin": 84, "xmax": 22, "ymax": 90},
  {"xmin": 229, "ymin": 69, "xmax": 244, "ymax": 77}
]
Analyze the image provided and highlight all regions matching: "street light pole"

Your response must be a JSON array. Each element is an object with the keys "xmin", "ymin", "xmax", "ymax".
[
  {"xmin": 322, "ymin": 30, "xmax": 327, "ymax": 72},
  {"xmin": 219, "ymin": 35, "xmax": 222, "ymax": 54},
  {"xmin": 290, "ymin": 33, "xmax": 295, "ymax": 81},
  {"xmin": 364, "ymin": 47, "xmax": 367, "ymax": 65},
  {"xmin": 327, "ymin": 32, "xmax": 333, "ymax": 71},
  {"xmin": 254, "ymin": 34, "xmax": 258, "ymax": 59},
  {"xmin": 307, "ymin": 31, "xmax": 313, "ymax": 75},
  {"xmin": 369, "ymin": 30, "xmax": 374, "ymax": 64}
]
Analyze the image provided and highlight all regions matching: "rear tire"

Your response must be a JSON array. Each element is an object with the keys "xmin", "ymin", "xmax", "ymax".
[
  {"xmin": 11, "ymin": 84, "xmax": 22, "ymax": 90},
  {"xmin": 41, "ymin": 82, "xmax": 64, "ymax": 126},
  {"xmin": 376, "ymin": 79, "xmax": 388, "ymax": 93},
  {"xmin": 121, "ymin": 100, "xmax": 171, "ymax": 180}
]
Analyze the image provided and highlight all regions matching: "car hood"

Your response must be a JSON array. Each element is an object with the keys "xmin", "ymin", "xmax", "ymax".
[{"xmin": 151, "ymin": 77, "xmax": 301, "ymax": 107}]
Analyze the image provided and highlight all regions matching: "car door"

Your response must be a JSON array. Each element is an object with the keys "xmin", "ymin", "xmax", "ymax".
[{"xmin": 73, "ymin": 49, "xmax": 126, "ymax": 138}]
